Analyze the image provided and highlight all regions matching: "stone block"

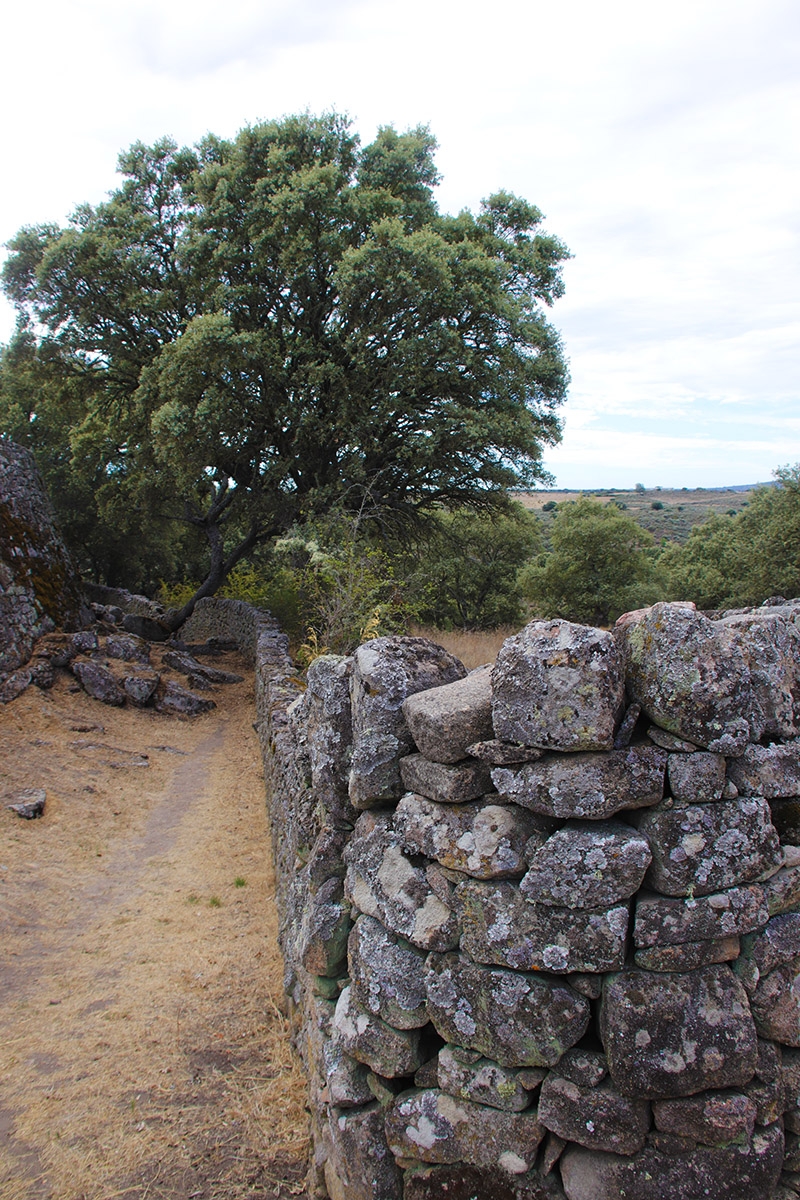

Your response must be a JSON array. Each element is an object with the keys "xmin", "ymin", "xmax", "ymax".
[
  {"xmin": 436, "ymin": 1045, "xmax": 532, "ymax": 1112},
  {"xmin": 395, "ymin": 794, "xmax": 540, "ymax": 879},
  {"xmin": 343, "ymin": 812, "xmax": 459, "ymax": 952},
  {"xmin": 741, "ymin": 913, "xmax": 800, "ymax": 976},
  {"xmin": 399, "ymin": 753, "xmax": 493, "ymax": 804},
  {"xmin": 456, "ymin": 879, "xmax": 629, "ymax": 974},
  {"xmin": 538, "ymin": 1074, "xmax": 651, "ymax": 1155},
  {"xmin": 763, "ymin": 864, "xmax": 800, "ymax": 915},
  {"xmin": 491, "ymin": 746, "xmax": 666, "ymax": 821},
  {"xmin": 348, "ymin": 915, "xmax": 428, "ymax": 1030},
  {"xmin": 616, "ymin": 602, "xmax": 756, "ymax": 753},
  {"xmin": 635, "ymin": 797, "xmax": 781, "ymax": 897},
  {"xmin": 491, "ymin": 619, "xmax": 625, "ymax": 751},
  {"xmin": 717, "ymin": 609, "xmax": 800, "ymax": 739},
  {"xmin": 634, "ymin": 936, "xmax": 740, "ymax": 972},
  {"xmin": 667, "ymin": 752, "xmax": 726, "ymax": 803},
  {"xmin": 751, "ymin": 958, "xmax": 800, "ymax": 1045},
  {"xmin": 553, "ymin": 1048, "xmax": 608, "ymax": 1087},
  {"xmin": 652, "ymin": 1091, "xmax": 757, "ymax": 1144},
  {"xmin": 332, "ymin": 985, "xmax": 426, "ymax": 1077},
  {"xmin": 520, "ymin": 821, "xmax": 651, "ymax": 908},
  {"xmin": 560, "ymin": 1123, "xmax": 783, "ymax": 1200},
  {"xmin": 728, "ymin": 741, "xmax": 800, "ymax": 799},
  {"xmin": 424, "ymin": 952, "xmax": 589, "ymax": 1068},
  {"xmin": 385, "ymin": 1088, "xmax": 545, "ymax": 1173},
  {"xmin": 299, "ymin": 877, "xmax": 352, "ymax": 977},
  {"xmin": 600, "ymin": 966, "xmax": 758, "ymax": 1098},
  {"xmin": 348, "ymin": 637, "xmax": 466, "ymax": 809},
  {"xmin": 401, "ymin": 666, "xmax": 494, "ymax": 764},
  {"xmin": 324, "ymin": 1102, "xmax": 403, "ymax": 1200},
  {"xmin": 304, "ymin": 653, "xmax": 354, "ymax": 813},
  {"xmin": 323, "ymin": 1031, "xmax": 374, "ymax": 1108},
  {"xmin": 633, "ymin": 886, "xmax": 768, "ymax": 948},
  {"xmin": 466, "ymin": 740, "xmax": 545, "ymax": 766},
  {"xmin": 122, "ymin": 670, "xmax": 160, "ymax": 706}
]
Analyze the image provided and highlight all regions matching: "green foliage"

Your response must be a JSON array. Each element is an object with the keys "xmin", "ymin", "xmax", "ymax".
[
  {"xmin": 658, "ymin": 514, "xmax": 742, "ymax": 609},
  {"xmin": 519, "ymin": 497, "xmax": 662, "ymax": 626},
  {"xmin": 405, "ymin": 504, "xmax": 541, "ymax": 629},
  {"xmin": 1, "ymin": 114, "xmax": 570, "ymax": 621}
]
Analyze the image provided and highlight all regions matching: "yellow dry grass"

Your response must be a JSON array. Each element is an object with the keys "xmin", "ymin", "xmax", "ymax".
[
  {"xmin": 410, "ymin": 626, "xmax": 517, "ymax": 670},
  {"xmin": 0, "ymin": 654, "xmax": 309, "ymax": 1200}
]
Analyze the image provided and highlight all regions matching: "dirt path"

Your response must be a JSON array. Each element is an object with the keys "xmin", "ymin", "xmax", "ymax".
[{"xmin": 0, "ymin": 656, "xmax": 309, "ymax": 1200}]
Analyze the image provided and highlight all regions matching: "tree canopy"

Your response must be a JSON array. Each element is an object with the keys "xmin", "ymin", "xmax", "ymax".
[{"xmin": 0, "ymin": 113, "xmax": 570, "ymax": 624}]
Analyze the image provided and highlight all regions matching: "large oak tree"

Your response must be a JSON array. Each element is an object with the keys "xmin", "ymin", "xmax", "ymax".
[{"xmin": 1, "ymin": 113, "xmax": 570, "ymax": 626}]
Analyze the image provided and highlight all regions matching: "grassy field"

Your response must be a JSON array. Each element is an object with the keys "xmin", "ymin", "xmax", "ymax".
[{"xmin": 515, "ymin": 484, "xmax": 761, "ymax": 544}]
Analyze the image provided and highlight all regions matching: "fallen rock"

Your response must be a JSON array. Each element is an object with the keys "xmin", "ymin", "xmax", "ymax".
[
  {"xmin": 122, "ymin": 671, "xmax": 160, "ymax": 706},
  {"xmin": 6, "ymin": 788, "xmax": 46, "ymax": 819},
  {"xmin": 401, "ymin": 666, "xmax": 494, "ymax": 764},
  {"xmin": 385, "ymin": 1088, "xmax": 545, "ymax": 1173},
  {"xmin": 492, "ymin": 746, "xmax": 666, "ymax": 821},
  {"xmin": 424, "ymin": 952, "xmax": 590, "ymax": 1068},
  {"xmin": 491, "ymin": 620, "xmax": 625, "ymax": 752},
  {"xmin": 537, "ymin": 1074, "xmax": 650, "ymax": 1155},
  {"xmin": 0, "ymin": 669, "xmax": 31, "ymax": 703},
  {"xmin": 348, "ymin": 637, "xmax": 466, "ymax": 809},
  {"xmin": 395, "ymin": 794, "xmax": 540, "ymax": 880},
  {"xmin": 616, "ymin": 602, "xmax": 756, "ymax": 753},
  {"xmin": 154, "ymin": 680, "xmax": 216, "ymax": 716},
  {"xmin": 71, "ymin": 660, "xmax": 126, "ymax": 706},
  {"xmin": 519, "ymin": 821, "xmax": 651, "ymax": 909},
  {"xmin": 456, "ymin": 879, "xmax": 629, "ymax": 974},
  {"xmin": 635, "ymin": 796, "xmax": 781, "ymax": 897},
  {"xmin": 600, "ymin": 965, "xmax": 758, "ymax": 1098},
  {"xmin": 163, "ymin": 648, "xmax": 243, "ymax": 684},
  {"xmin": 399, "ymin": 753, "xmax": 493, "ymax": 804},
  {"xmin": 105, "ymin": 633, "xmax": 151, "ymax": 663}
]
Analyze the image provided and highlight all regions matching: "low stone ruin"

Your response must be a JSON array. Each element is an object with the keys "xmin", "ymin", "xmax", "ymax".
[{"xmin": 255, "ymin": 599, "xmax": 800, "ymax": 1200}]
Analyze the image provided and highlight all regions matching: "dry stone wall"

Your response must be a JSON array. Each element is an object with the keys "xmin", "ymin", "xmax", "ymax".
[{"xmin": 253, "ymin": 599, "xmax": 800, "ymax": 1200}]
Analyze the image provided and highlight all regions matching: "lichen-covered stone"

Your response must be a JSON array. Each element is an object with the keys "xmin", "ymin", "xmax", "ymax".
[
  {"xmin": 491, "ymin": 620, "xmax": 625, "ymax": 752},
  {"xmin": 399, "ymin": 754, "xmax": 493, "ymax": 804},
  {"xmin": 633, "ymin": 885, "xmax": 769, "ymax": 948},
  {"xmin": 600, "ymin": 966, "xmax": 758, "ymax": 1098},
  {"xmin": 395, "ymin": 794, "xmax": 540, "ymax": 880},
  {"xmin": 122, "ymin": 670, "xmax": 160, "ymax": 706},
  {"xmin": 323, "ymin": 1031, "xmax": 374, "ymax": 1108},
  {"xmin": 763, "ymin": 864, "xmax": 800, "ymax": 915},
  {"xmin": 634, "ymin": 936, "xmax": 741, "ymax": 971},
  {"xmin": 635, "ymin": 796, "xmax": 781, "ymax": 897},
  {"xmin": 343, "ymin": 812, "xmax": 459, "ymax": 952},
  {"xmin": 466, "ymin": 740, "xmax": 545, "ymax": 766},
  {"xmin": 456, "ymin": 879, "xmax": 629, "ymax": 974},
  {"xmin": 750, "ymin": 958, "xmax": 800, "ymax": 1045},
  {"xmin": 299, "ymin": 877, "xmax": 352, "ymax": 977},
  {"xmin": 304, "ymin": 654, "xmax": 354, "ymax": 816},
  {"xmin": 519, "ymin": 821, "xmax": 651, "ymax": 908},
  {"xmin": 616, "ymin": 602, "xmax": 756, "ymax": 753},
  {"xmin": 155, "ymin": 679, "xmax": 216, "ymax": 716},
  {"xmin": 105, "ymin": 633, "xmax": 150, "ymax": 663},
  {"xmin": 647, "ymin": 727, "xmax": 699, "ymax": 753},
  {"xmin": 71, "ymin": 660, "xmax": 126, "ymax": 706},
  {"xmin": 424, "ymin": 952, "xmax": 590, "ymax": 1068},
  {"xmin": 385, "ymin": 1088, "xmax": 545, "ymax": 1173},
  {"xmin": 332, "ymin": 985, "xmax": 425, "ymax": 1077},
  {"xmin": 554, "ymin": 1048, "xmax": 608, "ymax": 1088},
  {"xmin": 741, "ymin": 912, "xmax": 800, "ymax": 976},
  {"xmin": 348, "ymin": 637, "xmax": 466, "ymax": 809},
  {"xmin": 667, "ymin": 752, "xmax": 726, "ymax": 803},
  {"xmin": 348, "ymin": 915, "xmax": 428, "ymax": 1030},
  {"xmin": 538, "ymin": 1074, "xmax": 650, "ymax": 1154},
  {"xmin": 728, "ymin": 741, "xmax": 800, "ymax": 799},
  {"xmin": 402, "ymin": 666, "xmax": 494, "ymax": 764},
  {"xmin": 492, "ymin": 746, "xmax": 666, "ymax": 821},
  {"xmin": 717, "ymin": 609, "xmax": 800, "ymax": 739},
  {"xmin": 436, "ymin": 1045, "xmax": 532, "ymax": 1112},
  {"xmin": 324, "ymin": 1102, "xmax": 403, "ymax": 1200},
  {"xmin": 652, "ymin": 1090, "xmax": 757, "ymax": 1144},
  {"xmin": 560, "ymin": 1123, "xmax": 783, "ymax": 1200}
]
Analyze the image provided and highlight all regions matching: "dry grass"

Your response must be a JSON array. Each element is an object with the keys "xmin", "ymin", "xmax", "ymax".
[
  {"xmin": 0, "ymin": 655, "xmax": 309, "ymax": 1200},
  {"xmin": 410, "ymin": 626, "xmax": 518, "ymax": 669}
]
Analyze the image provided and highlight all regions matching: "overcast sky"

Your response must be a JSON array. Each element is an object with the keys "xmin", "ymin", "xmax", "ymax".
[{"xmin": 1, "ymin": 0, "xmax": 797, "ymax": 488}]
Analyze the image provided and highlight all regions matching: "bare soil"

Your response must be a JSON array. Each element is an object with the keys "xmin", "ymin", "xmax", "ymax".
[{"xmin": 0, "ymin": 652, "xmax": 309, "ymax": 1200}]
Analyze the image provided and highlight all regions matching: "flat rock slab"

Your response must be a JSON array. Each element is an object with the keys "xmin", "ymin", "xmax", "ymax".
[
  {"xmin": 348, "ymin": 637, "xmax": 466, "ymax": 809},
  {"xmin": 162, "ymin": 648, "xmax": 243, "ymax": 684},
  {"xmin": 634, "ymin": 936, "xmax": 741, "ymax": 972},
  {"xmin": 332, "ymin": 985, "xmax": 425, "ymax": 1077},
  {"xmin": 343, "ymin": 812, "xmax": 459, "ymax": 952},
  {"xmin": 728, "ymin": 741, "xmax": 800, "ymax": 799},
  {"xmin": 633, "ymin": 885, "xmax": 769, "ymax": 948},
  {"xmin": 154, "ymin": 680, "xmax": 216, "ymax": 716},
  {"xmin": 492, "ymin": 746, "xmax": 666, "ymax": 821},
  {"xmin": 456, "ymin": 879, "xmax": 629, "ymax": 974},
  {"xmin": 636, "ymin": 796, "xmax": 781, "ymax": 897},
  {"xmin": 395, "ymin": 794, "xmax": 541, "ymax": 879},
  {"xmin": 667, "ymin": 752, "xmax": 726, "ymax": 802},
  {"xmin": 105, "ymin": 633, "xmax": 151, "ymax": 663},
  {"xmin": 491, "ymin": 620, "xmax": 624, "ymax": 752},
  {"xmin": 424, "ymin": 952, "xmax": 590, "ymax": 1068},
  {"xmin": 559, "ymin": 1123, "xmax": 783, "ymax": 1200},
  {"xmin": 385, "ymin": 1088, "xmax": 545, "ymax": 1173},
  {"xmin": 538, "ymin": 1075, "xmax": 650, "ymax": 1155},
  {"xmin": 402, "ymin": 666, "xmax": 494, "ymax": 764},
  {"xmin": 600, "ymin": 966, "xmax": 758, "ymax": 1098},
  {"xmin": 466, "ymin": 740, "xmax": 545, "ymax": 766},
  {"xmin": 652, "ymin": 1090, "xmax": 757, "ymax": 1144},
  {"xmin": 71, "ymin": 660, "xmax": 126, "ymax": 706},
  {"xmin": 399, "ymin": 753, "xmax": 493, "ymax": 804},
  {"xmin": 616, "ymin": 602, "xmax": 755, "ymax": 753},
  {"xmin": 436, "ymin": 1045, "xmax": 533, "ymax": 1112},
  {"xmin": 348, "ymin": 915, "xmax": 428, "ymax": 1029},
  {"xmin": 520, "ymin": 821, "xmax": 651, "ymax": 909}
]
